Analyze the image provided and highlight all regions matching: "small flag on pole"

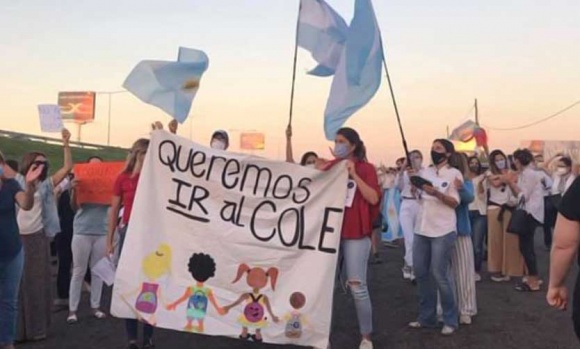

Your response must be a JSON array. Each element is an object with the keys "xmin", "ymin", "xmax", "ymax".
[
  {"xmin": 297, "ymin": 0, "xmax": 348, "ymax": 77},
  {"xmin": 323, "ymin": 0, "xmax": 383, "ymax": 140},
  {"xmin": 123, "ymin": 47, "xmax": 209, "ymax": 123}
]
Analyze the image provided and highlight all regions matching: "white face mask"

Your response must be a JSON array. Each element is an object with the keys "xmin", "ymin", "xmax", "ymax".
[
  {"xmin": 305, "ymin": 163, "xmax": 316, "ymax": 169},
  {"xmin": 210, "ymin": 140, "xmax": 226, "ymax": 150},
  {"xmin": 556, "ymin": 167, "xmax": 569, "ymax": 176}
]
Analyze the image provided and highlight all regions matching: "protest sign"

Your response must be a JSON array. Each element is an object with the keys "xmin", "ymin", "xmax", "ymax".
[
  {"xmin": 74, "ymin": 162, "xmax": 125, "ymax": 205},
  {"xmin": 38, "ymin": 104, "xmax": 64, "ymax": 132},
  {"xmin": 111, "ymin": 131, "xmax": 348, "ymax": 349}
]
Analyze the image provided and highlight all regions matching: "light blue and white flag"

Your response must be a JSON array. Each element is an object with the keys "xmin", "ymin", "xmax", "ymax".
[
  {"xmin": 323, "ymin": 0, "xmax": 383, "ymax": 140},
  {"xmin": 123, "ymin": 47, "xmax": 209, "ymax": 123},
  {"xmin": 297, "ymin": 0, "xmax": 348, "ymax": 77}
]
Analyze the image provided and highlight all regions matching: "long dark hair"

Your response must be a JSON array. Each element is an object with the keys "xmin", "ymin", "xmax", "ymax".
[
  {"xmin": 299, "ymin": 151, "xmax": 318, "ymax": 166},
  {"xmin": 336, "ymin": 127, "xmax": 366, "ymax": 161},
  {"xmin": 489, "ymin": 150, "xmax": 507, "ymax": 175},
  {"xmin": 467, "ymin": 156, "xmax": 482, "ymax": 175},
  {"xmin": 449, "ymin": 153, "xmax": 468, "ymax": 177}
]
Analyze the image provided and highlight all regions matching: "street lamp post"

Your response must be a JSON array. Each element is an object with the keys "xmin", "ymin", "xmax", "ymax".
[{"xmin": 96, "ymin": 90, "xmax": 127, "ymax": 146}]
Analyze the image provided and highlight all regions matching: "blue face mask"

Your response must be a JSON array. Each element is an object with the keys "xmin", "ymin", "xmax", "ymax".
[
  {"xmin": 0, "ymin": 164, "xmax": 4, "ymax": 177},
  {"xmin": 495, "ymin": 159, "xmax": 507, "ymax": 170},
  {"xmin": 334, "ymin": 143, "xmax": 351, "ymax": 159}
]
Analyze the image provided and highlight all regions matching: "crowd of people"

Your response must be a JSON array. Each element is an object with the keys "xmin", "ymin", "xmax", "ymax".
[{"xmin": 1, "ymin": 120, "xmax": 580, "ymax": 349}]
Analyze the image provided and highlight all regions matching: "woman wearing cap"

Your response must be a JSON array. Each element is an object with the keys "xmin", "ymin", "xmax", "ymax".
[
  {"xmin": 319, "ymin": 127, "xmax": 380, "ymax": 349},
  {"xmin": 15, "ymin": 129, "xmax": 73, "ymax": 342},
  {"xmin": 285, "ymin": 125, "xmax": 318, "ymax": 167},
  {"xmin": 409, "ymin": 139, "xmax": 461, "ymax": 336}
]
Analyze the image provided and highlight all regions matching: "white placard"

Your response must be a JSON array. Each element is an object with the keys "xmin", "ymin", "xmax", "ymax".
[{"xmin": 37, "ymin": 104, "xmax": 64, "ymax": 133}]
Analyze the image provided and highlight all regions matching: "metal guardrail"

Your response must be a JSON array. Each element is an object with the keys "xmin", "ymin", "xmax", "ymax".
[{"xmin": 0, "ymin": 129, "xmax": 127, "ymax": 151}]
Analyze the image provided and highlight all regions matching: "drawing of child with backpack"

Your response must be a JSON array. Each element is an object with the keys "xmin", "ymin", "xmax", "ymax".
[
  {"xmin": 166, "ymin": 253, "xmax": 225, "ymax": 333},
  {"xmin": 223, "ymin": 264, "xmax": 280, "ymax": 343}
]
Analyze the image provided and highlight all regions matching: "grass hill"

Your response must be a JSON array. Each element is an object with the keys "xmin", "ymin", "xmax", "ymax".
[{"xmin": 0, "ymin": 135, "xmax": 128, "ymax": 171}]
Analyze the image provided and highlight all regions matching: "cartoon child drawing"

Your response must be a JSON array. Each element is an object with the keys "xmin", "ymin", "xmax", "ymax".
[
  {"xmin": 166, "ymin": 253, "xmax": 225, "ymax": 333},
  {"xmin": 223, "ymin": 264, "xmax": 280, "ymax": 343},
  {"xmin": 285, "ymin": 292, "xmax": 306, "ymax": 339},
  {"xmin": 121, "ymin": 243, "xmax": 172, "ymax": 326}
]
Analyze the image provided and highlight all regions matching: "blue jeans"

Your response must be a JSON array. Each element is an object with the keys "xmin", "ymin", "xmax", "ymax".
[
  {"xmin": 413, "ymin": 232, "xmax": 458, "ymax": 328},
  {"xmin": 0, "ymin": 248, "xmax": 24, "ymax": 346},
  {"xmin": 339, "ymin": 238, "xmax": 373, "ymax": 335},
  {"xmin": 469, "ymin": 211, "xmax": 488, "ymax": 273}
]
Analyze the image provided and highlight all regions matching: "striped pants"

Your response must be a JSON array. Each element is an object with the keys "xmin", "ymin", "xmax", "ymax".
[{"xmin": 451, "ymin": 236, "xmax": 477, "ymax": 316}]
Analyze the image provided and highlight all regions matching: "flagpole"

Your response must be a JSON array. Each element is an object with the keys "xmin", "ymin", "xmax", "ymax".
[
  {"xmin": 287, "ymin": 0, "xmax": 302, "ymax": 126},
  {"xmin": 380, "ymin": 42, "xmax": 410, "ymax": 161}
]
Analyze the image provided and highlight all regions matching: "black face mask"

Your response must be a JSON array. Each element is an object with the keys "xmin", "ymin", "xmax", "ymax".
[
  {"xmin": 431, "ymin": 151, "xmax": 447, "ymax": 165},
  {"xmin": 469, "ymin": 165, "xmax": 479, "ymax": 173}
]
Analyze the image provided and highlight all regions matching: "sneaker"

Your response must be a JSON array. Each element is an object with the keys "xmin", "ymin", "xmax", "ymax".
[
  {"xmin": 460, "ymin": 315, "xmax": 472, "ymax": 325},
  {"xmin": 441, "ymin": 326, "xmax": 456, "ymax": 336},
  {"xmin": 402, "ymin": 266, "xmax": 412, "ymax": 280},
  {"xmin": 491, "ymin": 275, "xmax": 510, "ymax": 283},
  {"xmin": 359, "ymin": 339, "xmax": 373, "ymax": 349},
  {"xmin": 408, "ymin": 321, "xmax": 422, "ymax": 329},
  {"xmin": 474, "ymin": 273, "xmax": 482, "ymax": 282},
  {"xmin": 143, "ymin": 338, "xmax": 154, "ymax": 349},
  {"xmin": 409, "ymin": 270, "xmax": 416, "ymax": 283}
]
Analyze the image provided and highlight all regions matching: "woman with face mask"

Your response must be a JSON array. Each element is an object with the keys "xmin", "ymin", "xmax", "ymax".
[
  {"xmin": 449, "ymin": 153, "xmax": 477, "ymax": 325},
  {"xmin": 210, "ymin": 130, "xmax": 229, "ymax": 151},
  {"xmin": 15, "ymin": 129, "xmax": 73, "ymax": 342},
  {"xmin": 467, "ymin": 156, "xmax": 487, "ymax": 281},
  {"xmin": 544, "ymin": 157, "xmax": 577, "ymax": 246},
  {"xmin": 486, "ymin": 150, "xmax": 525, "ymax": 283},
  {"xmin": 0, "ymin": 151, "xmax": 41, "ymax": 349},
  {"xmin": 396, "ymin": 150, "xmax": 424, "ymax": 282},
  {"xmin": 285, "ymin": 125, "xmax": 319, "ymax": 167},
  {"xmin": 504, "ymin": 149, "xmax": 545, "ymax": 292},
  {"xmin": 320, "ymin": 127, "xmax": 380, "ymax": 349},
  {"xmin": 408, "ymin": 139, "xmax": 460, "ymax": 336}
]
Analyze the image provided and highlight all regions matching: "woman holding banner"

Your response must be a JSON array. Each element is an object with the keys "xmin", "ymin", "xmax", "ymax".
[
  {"xmin": 108, "ymin": 139, "xmax": 153, "ymax": 349},
  {"xmin": 320, "ymin": 127, "xmax": 380, "ymax": 349},
  {"xmin": 0, "ymin": 150, "xmax": 40, "ymax": 349},
  {"xmin": 67, "ymin": 156, "xmax": 110, "ymax": 324},
  {"xmin": 15, "ymin": 129, "xmax": 73, "ymax": 343}
]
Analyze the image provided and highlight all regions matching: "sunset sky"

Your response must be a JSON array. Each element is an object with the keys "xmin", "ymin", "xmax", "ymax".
[{"xmin": 1, "ymin": 0, "xmax": 579, "ymax": 164}]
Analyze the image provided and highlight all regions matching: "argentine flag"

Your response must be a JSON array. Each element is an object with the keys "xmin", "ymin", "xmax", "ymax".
[
  {"xmin": 324, "ymin": 0, "xmax": 383, "ymax": 140},
  {"xmin": 123, "ymin": 47, "xmax": 209, "ymax": 123},
  {"xmin": 297, "ymin": 0, "xmax": 348, "ymax": 77}
]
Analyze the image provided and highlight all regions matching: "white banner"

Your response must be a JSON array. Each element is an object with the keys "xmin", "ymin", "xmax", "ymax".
[{"xmin": 111, "ymin": 131, "xmax": 348, "ymax": 349}]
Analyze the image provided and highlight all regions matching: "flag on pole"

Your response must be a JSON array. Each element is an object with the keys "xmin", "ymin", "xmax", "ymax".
[
  {"xmin": 297, "ymin": 0, "xmax": 349, "ymax": 77},
  {"xmin": 123, "ymin": 47, "xmax": 209, "ymax": 123},
  {"xmin": 323, "ymin": 0, "xmax": 383, "ymax": 140}
]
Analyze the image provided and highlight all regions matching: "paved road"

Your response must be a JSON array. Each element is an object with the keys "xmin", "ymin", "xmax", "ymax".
[{"xmin": 19, "ymin": 233, "xmax": 578, "ymax": 349}]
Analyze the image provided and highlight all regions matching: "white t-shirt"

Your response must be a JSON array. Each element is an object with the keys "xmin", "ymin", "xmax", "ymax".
[
  {"xmin": 468, "ymin": 174, "xmax": 487, "ymax": 215},
  {"xmin": 17, "ymin": 192, "xmax": 43, "ymax": 235},
  {"xmin": 397, "ymin": 168, "xmax": 424, "ymax": 198},
  {"xmin": 486, "ymin": 170, "xmax": 511, "ymax": 208},
  {"xmin": 416, "ymin": 165, "xmax": 462, "ymax": 238},
  {"xmin": 518, "ymin": 167, "xmax": 545, "ymax": 224}
]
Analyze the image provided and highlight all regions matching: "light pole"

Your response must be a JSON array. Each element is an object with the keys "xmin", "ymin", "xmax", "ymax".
[{"xmin": 96, "ymin": 90, "xmax": 127, "ymax": 146}]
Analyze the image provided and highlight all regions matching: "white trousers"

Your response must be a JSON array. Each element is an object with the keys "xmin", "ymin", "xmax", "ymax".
[
  {"xmin": 69, "ymin": 235, "xmax": 107, "ymax": 312},
  {"xmin": 452, "ymin": 236, "xmax": 477, "ymax": 316},
  {"xmin": 399, "ymin": 199, "xmax": 420, "ymax": 267}
]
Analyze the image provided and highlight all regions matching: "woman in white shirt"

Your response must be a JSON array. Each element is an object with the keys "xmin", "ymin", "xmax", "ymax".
[
  {"xmin": 408, "ymin": 139, "xmax": 461, "ymax": 336},
  {"xmin": 396, "ymin": 150, "xmax": 423, "ymax": 282},
  {"xmin": 544, "ymin": 156, "xmax": 576, "ymax": 246},
  {"xmin": 506, "ymin": 149, "xmax": 544, "ymax": 291},
  {"xmin": 486, "ymin": 150, "xmax": 525, "ymax": 282}
]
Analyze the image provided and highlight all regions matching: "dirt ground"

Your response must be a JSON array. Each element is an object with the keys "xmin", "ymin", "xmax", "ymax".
[{"xmin": 18, "ymin": 233, "xmax": 578, "ymax": 349}]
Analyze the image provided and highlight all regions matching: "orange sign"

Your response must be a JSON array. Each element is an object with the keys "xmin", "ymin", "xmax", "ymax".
[
  {"xmin": 74, "ymin": 162, "xmax": 125, "ymax": 205},
  {"xmin": 240, "ymin": 132, "xmax": 265, "ymax": 150},
  {"xmin": 58, "ymin": 91, "xmax": 96, "ymax": 123}
]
